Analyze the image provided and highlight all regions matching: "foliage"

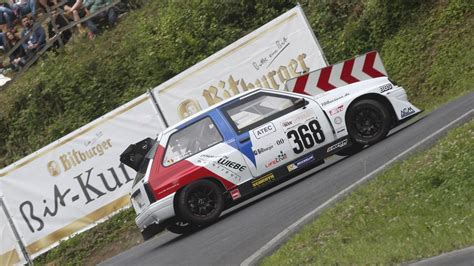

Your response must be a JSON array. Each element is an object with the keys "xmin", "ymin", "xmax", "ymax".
[
  {"xmin": 262, "ymin": 120, "xmax": 474, "ymax": 264},
  {"xmin": 0, "ymin": 0, "xmax": 296, "ymax": 167}
]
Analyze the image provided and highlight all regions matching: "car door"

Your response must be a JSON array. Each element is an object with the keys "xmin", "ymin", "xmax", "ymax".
[{"xmin": 220, "ymin": 90, "xmax": 336, "ymax": 178}]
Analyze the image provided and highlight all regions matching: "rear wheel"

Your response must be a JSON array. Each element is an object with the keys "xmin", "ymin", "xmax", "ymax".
[
  {"xmin": 176, "ymin": 179, "xmax": 224, "ymax": 226},
  {"xmin": 345, "ymin": 99, "xmax": 391, "ymax": 146}
]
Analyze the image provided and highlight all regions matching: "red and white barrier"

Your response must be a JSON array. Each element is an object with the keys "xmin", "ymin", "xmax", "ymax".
[{"xmin": 285, "ymin": 51, "xmax": 387, "ymax": 95}]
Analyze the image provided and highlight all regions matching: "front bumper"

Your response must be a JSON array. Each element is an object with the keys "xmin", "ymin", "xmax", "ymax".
[{"xmin": 135, "ymin": 193, "xmax": 175, "ymax": 231}]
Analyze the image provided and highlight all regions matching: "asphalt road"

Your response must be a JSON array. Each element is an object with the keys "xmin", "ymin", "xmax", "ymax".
[{"xmin": 102, "ymin": 92, "xmax": 473, "ymax": 266}]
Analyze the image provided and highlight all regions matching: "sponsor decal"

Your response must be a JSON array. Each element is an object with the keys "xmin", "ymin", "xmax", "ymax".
[
  {"xmin": 287, "ymin": 154, "xmax": 315, "ymax": 172},
  {"xmin": 217, "ymin": 156, "xmax": 246, "ymax": 171},
  {"xmin": 282, "ymin": 109, "xmax": 316, "ymax": 131},
  {"xmin": 321, "ymin": 93, "xmax": 350, "ymax": 107},
  {"xmin": 401, "ymin": 107, "xmax": 415, "ymax": 118},
  {"xmin": 329, "ymin": 105, "xmax": 344, "ymax": 116},
  {"xmin": 253, "ymin": 145, "xmax": 274, "ymax": 155},
  {"xmin": 379, "ymin": 83, "xmax": 393, "ymax": 93},
  {"xmin": 253, "ymin": 122, "xmax": 276, "ymax": 139},
  {"xmin": 327, "ymin": 139, "xmax": 348, "ymax": 153},
  {"xmin": 281, "ymin": 121, "xmax": 293, "ymax": 128},
  {"xmin": 336, "ymin": 128, "xmax": 346, "ymax": 134},
  {"xmin": 334, "ymin": 117, "xmax": 342, "ymax": 124},
  {"xmin": 276, "ymin": 138, "xmax": 285, "ymax": 145},
  {"xmin": 48, "ymin": 138, "xmax": 113, "ymax": 176},
  {"xmin": 230, "ymin": 188, "xmax": 241, "ymax": 200},
  {"xmin": 252, "ymin": 173, "xmax": 275, "ymax": 189},
  {"xmin": 265, "ymin": 151, "xmax": 288, "ymax": 168}
]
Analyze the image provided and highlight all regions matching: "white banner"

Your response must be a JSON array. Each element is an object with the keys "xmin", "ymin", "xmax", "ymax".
[
  {"xmin": 0, "ymin": 94, "xmax": 164, "ymax": 258},
  {"xmin": 152, "ymin": 5, "xmax": 327, "ymax": 125},
  {"xmin": 1, "ymin": 195, "xmax": 27, "ymax": 266}
]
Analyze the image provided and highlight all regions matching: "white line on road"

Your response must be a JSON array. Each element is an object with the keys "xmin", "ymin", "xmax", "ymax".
[{"xmin": 241, "ymin": 109, "xmax": 473, "ymax": 266}]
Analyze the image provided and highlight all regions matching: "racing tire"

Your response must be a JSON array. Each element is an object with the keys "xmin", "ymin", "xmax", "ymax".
[
  {"xmin": 166, "ymin": 220, "xmax": 200, "ymax": 235},
  {"xmin": 346, "ymin": 99, "xmax": 391, "ymax": 145},
  {"xmin": 141, "ymin": 223, "xmax": 163, "ymax": 241},
  {"xmin": 176, "ymin": 179, "xmax": 225, "ymax": 226}
]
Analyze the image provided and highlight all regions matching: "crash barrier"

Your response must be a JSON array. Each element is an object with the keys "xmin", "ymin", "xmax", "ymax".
[
  {"xmin": 285, "ymin": 51, "xmax": 387, "ymax": 94},
  {"xmin": 1, "ymin": 0, "xmax": 120, "ymax": 88},
  {"xmin": 0, "ymin": 5, "xmax": 332, "ymax": 263}
]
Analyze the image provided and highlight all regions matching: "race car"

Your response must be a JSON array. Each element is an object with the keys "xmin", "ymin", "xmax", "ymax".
[{"xmin": 121, "ymin": 76, "xmax": 421, "ymax": 239}]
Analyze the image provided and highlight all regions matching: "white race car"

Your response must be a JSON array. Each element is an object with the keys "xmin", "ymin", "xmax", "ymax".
[{"xmin": 121, "ymin": 76, "xmax": 421, "ymax": 239}]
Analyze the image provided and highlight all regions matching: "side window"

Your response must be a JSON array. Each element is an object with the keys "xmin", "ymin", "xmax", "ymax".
[
  {"xmin": 163, "ymin": 117, "xmax": 223, "ymax": 166},
  {"xmin": 224, "ymin": 94, "xmax": 296, "ymax": 133}
]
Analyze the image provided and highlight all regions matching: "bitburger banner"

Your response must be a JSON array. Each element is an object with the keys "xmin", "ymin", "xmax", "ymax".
[
  {"xmin": 1, "ymin": 192, "xmax": 27, "ymax": 266},
  {"xmin": 152, "ymin": 5, "xmax": 328, "ymax": 125},
  {"xmin": 0, "ymin": 94, "xmax": 164, "ymax": 259}
]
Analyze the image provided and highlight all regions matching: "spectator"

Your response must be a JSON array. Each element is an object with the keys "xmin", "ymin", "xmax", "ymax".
[
  {"xmin": 63, "ymin": 0, "xmax": 82, "ymax": 25},
  {"xmin": 20, "ymin": 15, "xmax": 45, "ymax": 58},
  {"xmin": 82, "ymin": 0, "xmax": 116, "ymax": 39},
  {"xmin": 9, "ymin": 0, "xmax": 37, "ymax": 19},
  {"xmin": 0, "ymin": 3, "xmax": 15, "ymax": 30},
  {"xmin": 37, "ymin": 0, "xmax": 57, "ymax": 12},
  {"xmin": 47, "ymin": 9, "xmax": 71, "ymax": 49},
  {"xmin": 5, "ymin": 30, "xmax": 27, "ymax": 70}
]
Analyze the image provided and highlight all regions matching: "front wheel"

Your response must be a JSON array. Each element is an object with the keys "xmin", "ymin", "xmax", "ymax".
[
  {"xmin": 176, "ymin": 179, "xmax": 224, "ymax": 226},
  {"xmin": 346, "ymin": 99, "xmax": 391, "ymax": 145}
]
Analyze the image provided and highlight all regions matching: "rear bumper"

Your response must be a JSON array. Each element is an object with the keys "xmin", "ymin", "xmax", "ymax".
[{"xmin": 135, "ymin": 193, "xmax": 175, "ymax": 231}]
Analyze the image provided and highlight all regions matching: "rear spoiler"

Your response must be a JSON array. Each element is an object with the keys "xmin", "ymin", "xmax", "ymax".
[
  {"xmin": 120, "ymin": 138, "xmax": 155, "ymax": 172},
  {"xmin": 285, "ymin": 51, "xmax": 387, "ymax": 95}
]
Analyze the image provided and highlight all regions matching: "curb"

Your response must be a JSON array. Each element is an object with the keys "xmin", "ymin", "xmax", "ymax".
[{"xmin": 407, "ymin": 246, "xmax": 474, "ymax": 266}]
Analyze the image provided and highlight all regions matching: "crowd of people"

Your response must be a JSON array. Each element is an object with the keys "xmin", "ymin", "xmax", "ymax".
[{"xmin": 0, "ymin": 0, "xmax": 118, "ymax": 72}]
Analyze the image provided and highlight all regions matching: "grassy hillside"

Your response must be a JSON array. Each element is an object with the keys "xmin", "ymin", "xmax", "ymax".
[
  {"xmin": 262, "ymin": 120, "xmax": 473, "ymax": 265},
  {"xmin": 0, "ymin": 0, "xmax": 472, "ymax": 168}
]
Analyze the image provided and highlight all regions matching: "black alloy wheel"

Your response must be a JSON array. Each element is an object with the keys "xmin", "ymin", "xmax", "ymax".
[
  {"xmin": 346, "ymin": 99, "xmax": 391, "ymax": 146},
  {"xmin": 176, "ymin": 179, "xmax": 224, "ymax": 226}
]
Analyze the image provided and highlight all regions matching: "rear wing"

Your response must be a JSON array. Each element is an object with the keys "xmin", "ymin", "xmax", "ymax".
[{"xmin": 285, "ymin": 51, "xmax": 387, "ymax": 95}]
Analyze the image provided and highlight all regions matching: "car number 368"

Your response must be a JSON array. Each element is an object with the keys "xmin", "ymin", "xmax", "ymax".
[{"xmin": 286, "ymin": 119, "xmax": 326, "ymax": 154}]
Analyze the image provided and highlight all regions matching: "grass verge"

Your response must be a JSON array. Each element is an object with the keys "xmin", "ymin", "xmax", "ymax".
[
  {"xmin": 262, "ymin": 120, "xmax": 474, "ymax": 265},
  {"xmin": 34, "ymin": 208, "xmax": 142, "ymax": 265}
]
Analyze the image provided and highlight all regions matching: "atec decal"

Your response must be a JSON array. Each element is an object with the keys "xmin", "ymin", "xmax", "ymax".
[
  {"xmin": 401, "ymin": 107, "xmax": 415, "ymax": 118},
  {"xmin": 329, "ymin": 105, "xmax": 344, "ymax": 116},
  {"xmin": 265, "ymin": 151, "xmax": 288, "ymax": 168},
  {"xmin": 253, "ymin": 122, "xmax": 276, "ymax": 139},
  {"xmin": 327, "ymin": 139, "xmax": 348, "ymax": 152}
]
